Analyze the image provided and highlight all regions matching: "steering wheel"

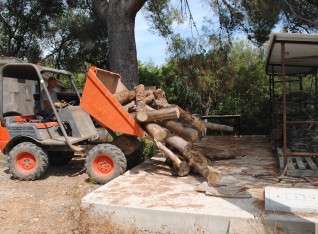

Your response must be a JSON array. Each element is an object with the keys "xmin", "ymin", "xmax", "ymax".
[{"xmin": 61, "ymin": 100, "xmax": 76, "ymax": 108}]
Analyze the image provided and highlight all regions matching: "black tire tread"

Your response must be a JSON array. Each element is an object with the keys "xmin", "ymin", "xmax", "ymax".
[
  {"xmin": 86, "ymin": 144, "xmax": 127, "ymax": 184},
  {"xmin": 8, "ymin": 142, "xmax": 49, "ymax": 181}
]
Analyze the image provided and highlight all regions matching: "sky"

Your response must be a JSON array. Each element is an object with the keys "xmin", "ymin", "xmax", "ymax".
[
  {"xmin": 135, "ymin": 1, "xmax": 212, "ymax": 66},
  {"xmin": 135, "ymin": 1, "xmax": 283, "ymax": 66}
]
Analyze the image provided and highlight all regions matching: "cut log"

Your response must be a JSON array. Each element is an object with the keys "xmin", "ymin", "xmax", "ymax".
[
  {"xmin": 205, "ymin": 122, "xmax": 234, "ymax": 132},
  {"xmin": 135, "ymin": 84, "xmax": 146, "ymax": 113},
  {"xmin": 153, "ymin": 88, "xmax": 166, "ymax": 99},
  {"xmin": 144, "ymin": 123, "xmax": 167, "ymax": 141},
  {"xmin": 165, "ymin": 154, "xmax": 190, "ymax": 177},
  {"xmin": 194, "ymin": 144, "xmax": 240, "ymax": 160},
  {"xmin": 153, "ymin": 99, "xmax": 171, "ymax": 109},
  {"xmin": 122, "ymin": 101, "xmax": 136, "ymax": 112},
  {"xmin": 113, "ymin": 90, "xmax": 135, "ymax": 104},
  {"xmin": 136, "ymin": 107, "xmax": 180, "ymax": 122},
  {"xmin": 166, "ymin": 135, "xmax": 221, "ymax": 185},
  {"xmin": 163, "ymin": 121, "xmax": 199, "ymax": 142},
  {"xmin": 156, "ymin": 141, "xmax": 190, "ymax": 177},
  {"xmin": 112, "ymin": 135, "xmax": 141, "ymax": 156},
  {"xmin": 129, "ymin": 112, "xmax": 136, "ymax": 119},
  {"xmin": 178, "ymin": 107, "xmax": 234, "ymax": 132},
  {"xmin": 178, "ymin": 107, "xmax": 206, "ymax": 132},
  {"xmin": 144, "ymin": 94, "xmax": 155, "ymax": 105}
]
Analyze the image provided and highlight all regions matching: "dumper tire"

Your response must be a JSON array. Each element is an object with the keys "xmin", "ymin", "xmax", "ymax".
[
  {"xmin": 8, "ymin": 142, "xmax": 49, "ymax": 181},
  {"xmin": 86, "ymin": 144, "xmax": 127, "ymax": 184},
  {"xmin": 48, "ymin": 152, "xmax": 74, "ymax": 166}
]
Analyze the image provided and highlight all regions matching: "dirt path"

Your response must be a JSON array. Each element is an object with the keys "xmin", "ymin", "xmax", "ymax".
[{"xmin": 0, "ymin": 153, "xmax": 101, "ymax": 234}]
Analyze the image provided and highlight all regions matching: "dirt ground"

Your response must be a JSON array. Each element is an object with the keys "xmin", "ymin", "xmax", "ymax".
[{"xmin": 0, "ymin": 153, "xmax": 126, "ymax": 234}]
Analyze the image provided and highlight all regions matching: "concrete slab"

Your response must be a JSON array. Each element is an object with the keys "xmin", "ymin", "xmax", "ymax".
[
  {"xmin": 82, "ymin": 136, "xmax": 318, "ymax": 233},
  {"xmin": 265, "ymin": 187, "xmax": 318, "ymax": 214}
]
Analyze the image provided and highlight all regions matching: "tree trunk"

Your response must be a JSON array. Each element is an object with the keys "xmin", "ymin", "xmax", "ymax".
[
  {"xmin": 114, "ymin": 90, "xmax": 136, "ymax": 104},
  {"xmin": 136, "ymin": 107, "xmax": 180, "ymax": 122},
  {"xmin": 163, "ymin": 121, "xmax": 199, "ymax": 142},
  {"xmin": 105, "ymin": 0, "xmax": 147, "ymax": 89},
  {"xmin": 156, "ymin": 141, "xmax": 190, "ymax": 177},
  {"xmin": 165, "ymin": 135, "xmax": 221, "ymax": 184},
  {"xmin": 144, "ymin": 123, "xmax": 167, "ymax": 141}
]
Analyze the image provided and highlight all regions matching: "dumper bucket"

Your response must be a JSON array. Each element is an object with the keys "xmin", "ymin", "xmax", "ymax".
[{"xmin": 80, "ymin": 67, "xmax": 146, "ymax": 138}]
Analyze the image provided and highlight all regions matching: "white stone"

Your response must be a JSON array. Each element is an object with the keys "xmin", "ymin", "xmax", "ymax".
[{"xmin": 265, "ymin": 186, "xmax": 318, "ymax": 214}]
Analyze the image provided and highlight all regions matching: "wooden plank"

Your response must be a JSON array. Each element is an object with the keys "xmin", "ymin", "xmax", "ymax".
[
  {"xmin": 288, "ymin": 157, "xmax": 296, "ymax": 170},
  {"xmin": 277, "ymin": 148, "xmax": 285, "ymax": 172},
  {"xmin": 304, "ymin": 157, "xmax": 318, "ymax": 170},
  {"xmin": 287, "ymin": 169, "xmax": 318, "ymax": 177},
  {"xmin": 295, "ymin": 157, "xmax": 306, "ymax": 170}
]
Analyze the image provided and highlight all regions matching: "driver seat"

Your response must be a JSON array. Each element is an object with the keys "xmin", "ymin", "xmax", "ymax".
[{"xmin": 33, "ymin": 93, "xmax": 42, "ymax": 115}]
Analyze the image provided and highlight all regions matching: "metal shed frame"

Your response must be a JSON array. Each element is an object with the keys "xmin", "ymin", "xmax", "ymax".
[{"xmin": 266, "ymin": 33, "xmax": 318, "ymax": 170}]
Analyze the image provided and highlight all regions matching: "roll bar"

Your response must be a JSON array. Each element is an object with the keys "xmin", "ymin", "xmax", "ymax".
[{"xmin": 0, "ymin": 63, "xmax": 82, "ymax": 152}]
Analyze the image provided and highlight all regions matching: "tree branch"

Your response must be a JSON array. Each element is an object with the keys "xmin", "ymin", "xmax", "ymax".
[{"xmin": 282, "ymin": 0, "xmax": 317, "ymax": 26}]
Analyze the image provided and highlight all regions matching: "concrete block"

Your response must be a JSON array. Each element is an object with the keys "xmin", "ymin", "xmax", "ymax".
[
  {"xmin": 4, "ymin": 82, "xmax": 19, "ymax": 93},
  {"xmin": 82, "ymin": 156, "xmax": 318, "ymax": 233},
  {"xmin": 265, "ymin": 187, "xmax": 318, "ymax": 214}
]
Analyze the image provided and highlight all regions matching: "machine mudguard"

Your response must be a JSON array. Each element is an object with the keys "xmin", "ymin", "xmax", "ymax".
[{"xmin": 3, "ymin": 135, "xmax": 41, "ymax": 155}]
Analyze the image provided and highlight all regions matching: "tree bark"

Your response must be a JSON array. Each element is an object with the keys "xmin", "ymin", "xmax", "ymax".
[
  {"xmin": 105, "ymin": 0, "xmax": 147, "ymax": 89},
  {"xmin": 114, "ymin": 90, "xmax": 136, "ymax": 104},
  {"xmin": 136, "ymin": 107, "xmax": 180, "ymax": 122},
  {"xmin": 144, "ymin": 123, "xmax": 167, "ymax": 141},
  {"xmin": 205, "ymin": 122, "xmax": 234, "ymax": 132},
  {"xmin": 163, "ymin": 121, "xmax": 199, "ymax": 142},
  {"xmin": 122, "ymin": 101, "xmax": 136, "ymax": 112},
  {"xmin": 135, "ymin": 84, "xmax": 146, "ymax": 113},
  {"xmin": 156, "ymin": 141, "xmax": 190, "ymax": 177},
  {"xmin": 165, "ymin": 135, "xmax": 221, "ymax": 184}
]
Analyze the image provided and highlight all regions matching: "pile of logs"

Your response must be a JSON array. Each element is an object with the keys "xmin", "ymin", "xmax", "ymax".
[{"xmin": 114, "ymin": 85, "xmax": 235, "ymax": 185}]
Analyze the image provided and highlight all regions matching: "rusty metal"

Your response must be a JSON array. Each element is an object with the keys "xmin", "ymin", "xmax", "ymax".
[
  {"xmin": 281, "ymin": 42, "xmax": 288, "ymax": 168},
  {"xmin": 286, "ymin": 152, "xmax": 318, "ymax": 157},
  {"xmin": 286, "ymin": 120, "xmax": 318, "ymax": 124}
]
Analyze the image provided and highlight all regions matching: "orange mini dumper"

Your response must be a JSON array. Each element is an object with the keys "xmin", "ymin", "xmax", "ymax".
[{"xmin": 0, "ymin": 64, "xmax": 146, "ymax": 184}]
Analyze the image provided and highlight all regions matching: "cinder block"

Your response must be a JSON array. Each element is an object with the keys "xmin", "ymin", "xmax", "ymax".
[
  {"xmin": 265, "ymin": 187, "xmax": 318, "ymax": 214},
  {"xmin": 4, "ymin": 82, "xmax": 19, "ymax": 93}
]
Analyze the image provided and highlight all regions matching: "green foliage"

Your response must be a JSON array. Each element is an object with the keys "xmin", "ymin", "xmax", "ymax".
[
  {"xmin": 139, "ymin": 39, "xmax": 270, "ymax": 134},
  {"xmin": 138, "ymin": 138, "xmax": 155, "ymax": 158},
  {"xmin": 0, "ymin": 0, "xmax": 108, "ymax": 73}
]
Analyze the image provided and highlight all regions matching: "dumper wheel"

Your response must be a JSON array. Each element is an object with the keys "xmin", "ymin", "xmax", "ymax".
[
  {"xmin": 48, "ymin": 152, "xmax": 74, "ymax": 166},
  {"xmin": 8, "ymin": 142, "xmax": 49, "ymax": 181},
  {"xmin": 86, "ymin": 144, "xmax": 127, "ymax": 184}
]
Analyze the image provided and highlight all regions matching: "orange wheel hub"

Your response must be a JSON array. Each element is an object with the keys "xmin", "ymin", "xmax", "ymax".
[
  {"xmin": 93, "ymin": 154, "xmax": 114, "ymax": 177},
  {"xmin": 15, "ymin": 152, "xmax": 37, "ymax": 174}
]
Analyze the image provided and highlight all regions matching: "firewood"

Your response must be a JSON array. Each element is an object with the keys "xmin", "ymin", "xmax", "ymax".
[
  {"xmin": 205, "ymin": 122, "xmax": 234, "ymax": 132},
  {"xmin": 144, "ymin": 94, "xmax": 155, "ymax": 105},
  {"xmin": 136, "ymin": 107, "xmax": 180, "ymax": 123},
  {"xmin": 178, "ymin": 107, "xmax": 206, "ymax": 132},
  {"xmin": 144, "ymin": 123, "xmax": 167, "ymax": 141},
  {"xmin": 163, "ymin": 121, "xmax": 199, "ymax": 142},
  {"xmin": 156, "ymin": 141, "xmax": 190, "ymax": 177},
  {"xmin": 166, "ymin": 135, "xmax": 221, "ymax": 185},
  {"xmin": 178, "ymin": 107, "xmax": 234, "ymax": 132},
  {"xmin": 135, "ymin": 84, "xmax": 146, "ymax": 113},
  {"xmin": 194, "ymin": 144, "xmax": 239, "ymax": 160},
  {"xmin": 152, "ymin": 89, "xmax": 171, "ymax": 109},
  {"xmin": 113, "ymin": 90, "xmax": 135, "ymax": 104},
  {"xmin": 165, "ymin": 154, "xmax": 190, "ymax": 177},
  {"xmin": 122, "ymin": 101, "xmax": 136, "ymax": 112}
]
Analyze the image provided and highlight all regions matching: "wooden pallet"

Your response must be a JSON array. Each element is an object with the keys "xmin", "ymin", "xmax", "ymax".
[{"xmin": 277, "ymin": 148, "xmax": 318, "ymax": 177}]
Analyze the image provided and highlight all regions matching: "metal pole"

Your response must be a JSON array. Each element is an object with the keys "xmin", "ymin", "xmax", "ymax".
[
  {"xmin": 0, "ymin": 68, "xmax": 3, "ymax": 126},
  {"xmin": 69, "ymin": 76, "xmax": 81, "ymax": 100},
  {"xmin": 34, "ymin": 66, "xmax": 82, "ymax": 152},
  {"xmin": 281, "ymin": 43, "xmax": 288, "ymax": 167}
]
